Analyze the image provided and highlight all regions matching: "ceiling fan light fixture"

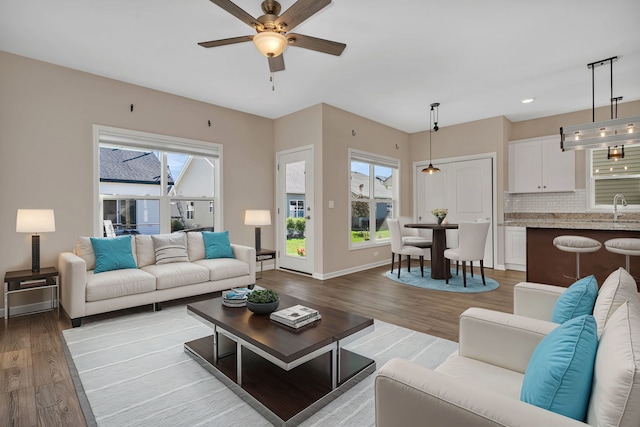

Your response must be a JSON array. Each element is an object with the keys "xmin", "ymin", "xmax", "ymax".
[{"xmin": 253, "ymin": 31, "xmax": 287, "ymax": 57}]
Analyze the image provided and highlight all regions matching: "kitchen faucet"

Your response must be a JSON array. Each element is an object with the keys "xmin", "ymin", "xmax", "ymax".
[{"xmin": 613, "ymin": 193, "xmax": 627, "ymax": 221}]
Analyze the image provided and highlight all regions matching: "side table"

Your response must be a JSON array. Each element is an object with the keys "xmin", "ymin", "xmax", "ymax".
[
  {"xmin": 256, "ymin": 249, "xmax": 276, "ymax": 279},
  {"xmin": 4, "ymin": 266, "xmax": 59, "ymax": 319}
]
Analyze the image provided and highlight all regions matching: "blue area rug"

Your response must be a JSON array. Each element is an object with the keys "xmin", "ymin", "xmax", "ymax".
[{"xmin": 385, "ymin": 267, "xmax": 499, "ymax": 293}]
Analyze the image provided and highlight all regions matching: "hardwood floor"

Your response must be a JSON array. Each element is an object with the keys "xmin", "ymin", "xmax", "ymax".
[{"xmin": 0, "ymin": 263, "xmax": 525, "ymax": 426}]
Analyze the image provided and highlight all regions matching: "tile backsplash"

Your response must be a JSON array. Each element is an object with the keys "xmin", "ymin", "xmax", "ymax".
[{"xmin": 504, "ymin": 189, "xmax": 586, "ymax": 213}]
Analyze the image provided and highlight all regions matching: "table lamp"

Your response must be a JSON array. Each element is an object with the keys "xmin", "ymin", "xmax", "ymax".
[
  {"xmin": 244, "ymin": 210, "xmax": 271, "ymax": 252},
  {"xmin": 16, "ymin": 209, "xmax": 56, "ymax": 272}
]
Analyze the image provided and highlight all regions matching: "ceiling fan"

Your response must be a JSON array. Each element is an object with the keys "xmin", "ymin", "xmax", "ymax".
[{"xmin": 198, "ymin": 0, "xmax": 346, "ymax": 72}]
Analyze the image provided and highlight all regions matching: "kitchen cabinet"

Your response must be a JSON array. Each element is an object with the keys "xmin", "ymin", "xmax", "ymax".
[
  {"xmin": 509, "ymin": 135, "xmax": 575, "ymax": 193},
  {"xmin": 504, "ymin": 226, "xmax": 526, "ymax": 271}
]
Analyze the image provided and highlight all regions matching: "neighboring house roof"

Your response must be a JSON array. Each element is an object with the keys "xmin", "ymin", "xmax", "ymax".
[
  {"xmin": 100, "ymin": 147, "xmax": 174, "ymax": 185},
  {"xmin": 350, "ymin": 172, "xmax": 392, "ymax": 199}
]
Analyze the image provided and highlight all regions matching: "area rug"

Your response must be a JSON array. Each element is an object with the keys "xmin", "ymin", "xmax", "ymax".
[
  {"xmin": 385, "ymin": 267, "xmax": 499, "ymax": 293},
  {"xmin": 62, "ymin": 305, "xmax": 457, "ymax": 426}
]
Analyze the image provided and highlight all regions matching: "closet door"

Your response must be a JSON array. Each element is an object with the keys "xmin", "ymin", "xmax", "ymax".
[{"xmin": 416, "ymin": 156, "xmax": 494, "ymax": 267}]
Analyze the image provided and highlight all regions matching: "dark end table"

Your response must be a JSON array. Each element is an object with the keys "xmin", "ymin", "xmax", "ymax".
[{"xmin": 4, "ymin": 266, "xmax": 59, "ymax": 319}]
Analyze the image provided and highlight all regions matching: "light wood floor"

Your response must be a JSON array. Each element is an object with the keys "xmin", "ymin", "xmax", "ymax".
[{"xmin": 0, "ymin": 262, "xmax": 525, "ymax": 426}]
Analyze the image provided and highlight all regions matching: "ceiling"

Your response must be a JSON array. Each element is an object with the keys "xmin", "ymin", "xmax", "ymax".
[{"xmin": 1, "ymin": 0, "xmax": 639, "ymax": 133}]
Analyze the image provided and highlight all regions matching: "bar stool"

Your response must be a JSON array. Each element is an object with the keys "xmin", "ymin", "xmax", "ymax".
[
  {"xmin": 553, "ymin": 235, "xmax": 602, "ymax": 280},
  {"xmin": 604, "ymin": 238, "xmax": 640, "ymax": 275}
]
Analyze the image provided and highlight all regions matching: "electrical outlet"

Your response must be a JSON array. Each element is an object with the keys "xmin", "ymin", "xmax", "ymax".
[{"xmin": 547, "ymin": 202, "xmax": 557, "ymax": 207}]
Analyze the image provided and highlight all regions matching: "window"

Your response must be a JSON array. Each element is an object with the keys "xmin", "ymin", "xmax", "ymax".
[
  {"xmin": 94, "ymin": 126, "xmax": 222, "ymax": 236},
  {"xmin": 289, "ymin": 200, "xmax": 305, "ymax": 218},
  {"xmin": 349, "ymin": 149, "xmax": 399, "ymax": 248},
  {"xmin": 588, "ymin": 145, "xmax": 640, "ymax": 210}
]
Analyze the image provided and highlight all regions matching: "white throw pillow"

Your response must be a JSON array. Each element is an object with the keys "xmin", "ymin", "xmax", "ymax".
[
  {"xmin": 135, "ymin": 235, "xmax": 156, "ymax": 268},
  {"xmin": 593, "ymin": 267, "xmax": 639, "ymax": 337},
  {"xmin": 151, "ymin": 233, "xmax": 189, "ymax": 265},
  {"xmin": 587, "ymin": 299, "xmax": 640, "ymax": 427},
  {"xmin": 75, "ymin": 237, "xmax": 96, "ymax": 271},
  {"xmin": 187, "ymin": 232, "xmax": 206, "ymax": 261}
]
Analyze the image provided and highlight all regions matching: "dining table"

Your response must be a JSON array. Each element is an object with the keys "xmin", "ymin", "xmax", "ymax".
[{"xmin": 404, "ymin": 223, "xmax": 459, "ymax": 279}]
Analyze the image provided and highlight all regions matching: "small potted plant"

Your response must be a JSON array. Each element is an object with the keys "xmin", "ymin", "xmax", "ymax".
[
  {"xmin": 432, "ymin": 208, "xmax": 448, "ymax": 224},
  {"xmin": 246, "ymin": 289, "xmax": 279, "ymax": 314}
]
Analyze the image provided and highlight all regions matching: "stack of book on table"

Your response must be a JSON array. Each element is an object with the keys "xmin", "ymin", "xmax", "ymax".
[
  {"xmin": 222, "ymin": 288, "xmax": 252, "ymax": 307},
  {"xmin": 270, "ymin": 304, "xmax": 321, "ymax": 329}
]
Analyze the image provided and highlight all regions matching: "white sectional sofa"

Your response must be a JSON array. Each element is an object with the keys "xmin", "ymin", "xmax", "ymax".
[
  {"xmin": 375, "ymin": 268, "xmax": 640, "ymax": 426},
  {"xmin": 58, "ymin": 231, "xmax": 255, "ymax": 327}
]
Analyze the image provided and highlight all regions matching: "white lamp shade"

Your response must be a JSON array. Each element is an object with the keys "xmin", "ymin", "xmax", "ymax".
[
  {"xmin": 253, "ymin": 31, "xmax": 287, "ymax": 57},
  {"xmin": 16, "ymin": 209, "xmax": 56, "ymax": 233},
  {"xmin": 245, "ymin": 210, "xmax": 271, "ymax": 226}
]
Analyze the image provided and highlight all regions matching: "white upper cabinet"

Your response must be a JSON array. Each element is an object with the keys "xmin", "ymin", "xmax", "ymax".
[{"xmin": 509, "ymin": 135, "xmax": 575, "ymax": 193}]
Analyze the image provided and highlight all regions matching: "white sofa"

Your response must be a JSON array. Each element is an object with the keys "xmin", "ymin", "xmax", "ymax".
[
  {"xmin": 58, "ymin": 232, "xmax": 256, "ymax": 327},
  {"xmin": 375, "ymin": 268, "xmax": 640, "ymax": 426}
]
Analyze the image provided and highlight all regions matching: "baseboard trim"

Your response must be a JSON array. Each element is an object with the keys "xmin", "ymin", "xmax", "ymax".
[{"xmin": 315, "ymin": 260, "xmax": 390, "ymax": 280}]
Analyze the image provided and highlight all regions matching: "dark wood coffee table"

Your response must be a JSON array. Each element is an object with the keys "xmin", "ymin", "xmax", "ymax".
[{"xmin": 184, "ymin": 294, "xmax": 375, "ymax": 426}]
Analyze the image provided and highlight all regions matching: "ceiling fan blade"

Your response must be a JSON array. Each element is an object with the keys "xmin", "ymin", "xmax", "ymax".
[
  {"xmin": 198, "ymin": 35, "xmax": 254, "ymax": 48},
  {"xmin": 275, "ymin": 0, "xmax": 331, "ymax": 32},
  {"xmin": 269, "ymin": 55, "xmax": 285, "ymax": 72},
  {"xmin": 287, "ymin": 33, "xmax": 346, "ymax": 56},
  {"xmin": 208, "ymin": 0, "xmax": 262, "ymax": 29}
]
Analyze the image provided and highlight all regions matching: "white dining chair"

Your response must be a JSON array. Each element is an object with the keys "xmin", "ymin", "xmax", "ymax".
[
  {"xmin": 443, "ymin": 220, "xmax": 490, "ymax": 287},
  {"xmin": 388, "ymin": 218, "xmax": 432, "ymax": 278},
  {"xmin": 399, "ymin": 216, "xmax": 432, "ymax": 248}
]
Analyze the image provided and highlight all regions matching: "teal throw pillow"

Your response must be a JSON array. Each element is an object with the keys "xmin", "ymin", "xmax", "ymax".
[
  {"xmin": 90, "ymin": 235, "xmax": 137, "ymax": 274},
  {"xmin": 552, "ymin": 275, "xmax": 598, "ymax": 324},
  {"xmin": 520, "ymin": 314, "xmax": 598, "ymax": 421},
  {"xmin": 202, "ymin": 231, "xmax": 235, "ymax": 259}
]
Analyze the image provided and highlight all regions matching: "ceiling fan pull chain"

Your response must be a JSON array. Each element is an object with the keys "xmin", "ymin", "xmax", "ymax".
[{"xmin": 270, "ymin": 72, "xmax": 276, "ymax": 91}]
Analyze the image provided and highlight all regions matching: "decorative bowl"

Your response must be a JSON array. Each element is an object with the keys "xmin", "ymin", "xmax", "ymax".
[{"xmin": 246, "ymin": 299, "xmax": 280, "ymax": 315}]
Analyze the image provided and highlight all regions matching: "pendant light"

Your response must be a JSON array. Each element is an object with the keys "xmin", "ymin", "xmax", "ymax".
[
  {"xmin": 422, "ymin": 102, "xmax": 441, "ymax": 174},
  {"xmin": 607, "ymin": 145, "xmax": 624, "ymax": 160},
  {"xmin": 560, "ymin": 56, "xmax": 640, "ymax": 151}
]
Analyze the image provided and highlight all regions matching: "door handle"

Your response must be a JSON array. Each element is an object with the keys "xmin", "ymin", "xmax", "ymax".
[{"xmin": 306, "ymin": 215, "xmax": 311, "ymax": 220}]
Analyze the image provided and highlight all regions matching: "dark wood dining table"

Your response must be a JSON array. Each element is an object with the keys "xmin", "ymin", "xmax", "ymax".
[{"xmin": 404, "ymin": 223, "xmax": 459, "ymax": 279}]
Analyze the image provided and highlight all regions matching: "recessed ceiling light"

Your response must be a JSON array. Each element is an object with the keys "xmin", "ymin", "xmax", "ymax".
[{"xmin": 521, "ymin": 98, "xmax": 536, "ymax": 104}]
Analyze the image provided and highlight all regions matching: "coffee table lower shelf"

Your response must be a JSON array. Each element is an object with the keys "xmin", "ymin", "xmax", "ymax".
[{"xmin": 185, "ymin": 335, "xmax": 375, "ymax": 426}]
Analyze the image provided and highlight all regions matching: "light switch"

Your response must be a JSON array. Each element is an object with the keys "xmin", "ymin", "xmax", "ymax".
[{"xmin": 328, "ymin": 200, "xmax": 334, "ymax": 208}]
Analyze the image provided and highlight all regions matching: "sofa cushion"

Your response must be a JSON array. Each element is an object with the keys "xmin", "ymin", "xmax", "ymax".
[
  {"xmin": 551, "ymin": 275, "xmax": 598, "ymax": 324},
  {"xmin": 520, "ymin": 314, "xmax": 598, "ymax": 421},
  {"xmin": 187, "ymin": 232, "xmax": 206, "ymax": 262},
  {"xmin": 135, "ymin": 235, "xmax": 156, "ymax": 268},
  {"xmin": 86, "ymin": 268, "xmax": 156, "ymax": 302},
  {"xmin": 435, "ymin": 355, "xmax": 524, "ymax": 399},
  {"xmin": 202, "ymin": 231, "xmax": 234, "ymax": 259},
  {"xmin": 593, "ymin": 267, "xmax": 639, "ymax": 337},
  {"xmin": 90, "ymin": 236, "xmax": 138, "ymax": 274},
  {"xmin": 76, "ymin": 236, "xmax": 138, "ymax": 271},
  {"xmin": 194, "ymin": 258, "xmax": 250, "ymax": 281},
  {"xmin": 587, "ymin": 299, "xmax": 640, "ymax": 427},
  {"xmin": 141, "ymin": 262, "xmax": 209, "ymax": 290},
  {"xmin": 151, "ymin": 233, "xmax": 189, "ymax": 265}
]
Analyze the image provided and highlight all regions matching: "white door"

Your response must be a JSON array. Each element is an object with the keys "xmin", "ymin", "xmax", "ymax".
[
  {"xmin": 415, "ymin": 156, "xmax": 494, "ymax": 267},
  {"xmin": 276, "ymin": 147, "xmax": 314, "ymax": 274}
]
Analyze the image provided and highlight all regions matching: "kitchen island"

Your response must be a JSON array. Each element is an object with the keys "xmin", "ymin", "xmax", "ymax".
[{"xmin": 505, "ymin": 213, "xmax": 640, "ymax": 289}]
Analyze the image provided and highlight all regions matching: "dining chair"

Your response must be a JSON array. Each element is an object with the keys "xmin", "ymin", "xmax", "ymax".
[
  {"xmin": 399, "ymin": 216, "xmax": 432, "ymax": 248},
  {"xmin": 388, "ymin": 218, "xmax": 432, "ymax": 278},
  {"xmin": 443, "ymin": 220, "xmax": 490, "ymax": 287}
]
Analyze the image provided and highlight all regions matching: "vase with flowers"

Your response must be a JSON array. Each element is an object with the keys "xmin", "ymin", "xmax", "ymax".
[{"xmin": 432, "ymin": 208, "xmax": 448, "ymax": 224}]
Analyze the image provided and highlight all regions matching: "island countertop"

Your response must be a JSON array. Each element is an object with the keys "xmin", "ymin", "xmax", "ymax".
[{"xmin": 504, "ymin": 213, "xmax": 640, "ymax": 231}]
